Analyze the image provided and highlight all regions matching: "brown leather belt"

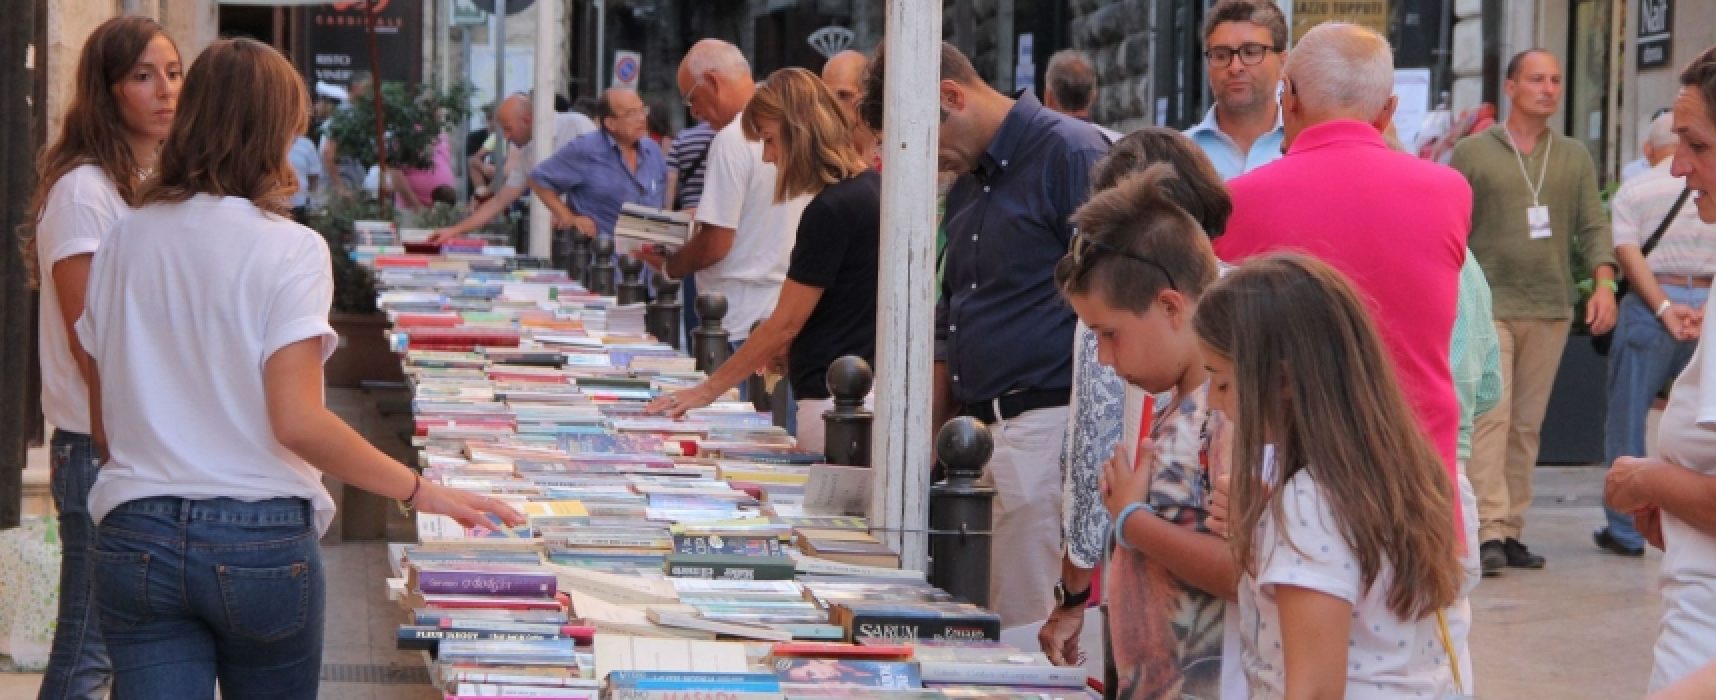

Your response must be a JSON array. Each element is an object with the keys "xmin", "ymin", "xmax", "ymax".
[{"xmin": 1656, "ymin": 274, "xmax": 1715, "ymax": 289}]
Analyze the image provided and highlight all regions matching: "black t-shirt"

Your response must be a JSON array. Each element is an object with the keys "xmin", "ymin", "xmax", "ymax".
[{"xmin": 785, "ymin": 170, "xmax": 881, "ymax": 400}]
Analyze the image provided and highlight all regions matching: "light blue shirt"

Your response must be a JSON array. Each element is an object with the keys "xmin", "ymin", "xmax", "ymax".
[{"xmin": 1183, "ymin": 106, "xmax": 1286, "ymax": 181}]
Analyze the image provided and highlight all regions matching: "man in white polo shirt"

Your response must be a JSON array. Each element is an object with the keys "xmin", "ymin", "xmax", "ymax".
[{"xmin": 641, "ymin": 39, "xmax": 811, "ymax": 385}]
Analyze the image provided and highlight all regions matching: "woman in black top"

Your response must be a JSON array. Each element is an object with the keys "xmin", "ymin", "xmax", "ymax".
[{"xmin": 646, "ymin": 67, "xmax": 878, "ymax": 453}]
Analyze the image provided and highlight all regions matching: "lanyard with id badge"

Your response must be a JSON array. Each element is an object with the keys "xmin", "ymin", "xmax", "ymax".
[{"xmin": 1507, "ymin": 127, "xmax": 1554, "ymax": 240}]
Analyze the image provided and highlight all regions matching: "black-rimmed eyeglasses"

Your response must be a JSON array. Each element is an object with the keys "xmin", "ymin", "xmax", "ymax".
[
  {"xmin": 1204, "ymin": 43, "xmax": 1280, "ymax": 68},
  {"xmin": 1065, "ymin": 231, "xmax": 1177, "ymax": 291}
]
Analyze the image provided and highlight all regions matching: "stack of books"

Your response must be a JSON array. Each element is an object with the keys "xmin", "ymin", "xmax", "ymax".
[
  {"xmin": 613, "ymin": 203, "xmax": 693, "ymax": 254},
  {"xmin": 352, "ymin": 246, "xmax": 1093, "ymax": 698}
]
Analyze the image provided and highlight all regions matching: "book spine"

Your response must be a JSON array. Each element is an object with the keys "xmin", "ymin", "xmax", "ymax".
[
  {"xmin": 396, "ymin": 626, "xmax": 571, "ymax": 650},
  {"xmin": 418, "ymin": 571, "xmax": 558, "ymax": 597},
  {"xmin": 917, "ymin": 661, "xmax": 1089, "ymax": 687},
  {"xmin": 672, "ymin": 535, "xmax": 785, "ymax": 557},
  {"xmin": 607, "ymin": 691, "xmax": 784, "ymax": 700},
  {"xmin": 846, "ymin": 615, "xmax": 1002, "ymax": 642},
  {"xmin": 663, "ymin": 558, "xmax": 797, "ymax": 581}
]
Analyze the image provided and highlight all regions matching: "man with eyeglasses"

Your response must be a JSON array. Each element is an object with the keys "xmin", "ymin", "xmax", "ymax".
[
  {"xmin": 1183, "ymin": 0, "xmax": 1288, "ymax": 181},
  {"xmin": 643, "ymin": 39, "xmax": 811, "ymax": 411},
  {"xmin": 530, "ymin": 88, "xmax": 667, "ymax": 240}
]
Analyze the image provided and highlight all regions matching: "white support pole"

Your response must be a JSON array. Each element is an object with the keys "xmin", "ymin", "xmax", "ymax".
[
  {"xmin": 871, "ymin": 0, "xmax": 941, "ymax": 572},
  {"xmin": 439, "ymin": 0, "xmax": 453, "ymax": 92},
  {"xmin": 593, "ymin": 0, "xmax": 606, "ymax": 89},
  {"xmin": 490, "ymin": 0, "xmax": 508, "ymax": 185},
  {"xmin": 530, "ymin": 0, "xmax": 561, "ymax": 259}
]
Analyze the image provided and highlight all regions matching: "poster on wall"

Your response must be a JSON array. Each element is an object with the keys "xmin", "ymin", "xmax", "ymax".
[
  {"xmin": 299, "ymin": 0, "xmax": 423, "ymax": 91},
  {"xmin": 1638, "ymin": 0, "xmax": 1673, "ymax": 69},
  {"xmin": 1291, "ymin": 1, "xmax": 1389, "ymax": 44}
]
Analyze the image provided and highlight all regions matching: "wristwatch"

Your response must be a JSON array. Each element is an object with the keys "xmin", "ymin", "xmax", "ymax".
[{"xmin": 1053, "ymin": 580, "xmax": 1092, "ymax": 610}]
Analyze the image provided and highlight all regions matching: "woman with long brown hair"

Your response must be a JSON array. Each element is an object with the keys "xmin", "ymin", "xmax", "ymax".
[
  {"xmin": 24, "ymin": 16, "xmax": 180, "ymax": 700},
  {"xmin": 1194, "ymin": 254, "xmax": 1465, "ymax": 697},
  {"xmin": 645, "ymin": 67, "xmax": 877, "ymax": 453},
  {"xmin": 76, "ymin": 38, "xmax": 520, "ymax": 697}
]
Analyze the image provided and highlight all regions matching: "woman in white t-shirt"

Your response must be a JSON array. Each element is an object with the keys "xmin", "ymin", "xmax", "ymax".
[
  {"xmin": 76, "ymin": 38, "xmax": 521, "ymax": 698},
  {"xmin": 21, "ymin": 16, "xmax": 182, "ymax": 699},
  {"xmin": 1193, "ymin": 254, "xmax": 1467, "ymax": 699}
]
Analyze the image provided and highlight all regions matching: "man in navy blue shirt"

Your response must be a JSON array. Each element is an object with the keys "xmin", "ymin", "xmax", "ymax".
[
  {"xmin": 864, "ymin": 42, "xmax": 1109, "ymax": 630},
  {"xmin": 530, "ymin": 88, "xmax": 668, "ymax": 239}
]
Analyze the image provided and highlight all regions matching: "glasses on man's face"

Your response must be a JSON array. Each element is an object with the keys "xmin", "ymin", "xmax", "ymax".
[
  {"xmin": 681, "ymin": 76, "xmax": 707, "ymax": 107},
  {"xmin": 621, "ymin": 105, "xmax": 651, "ymax": 119},
  {"xmin": 1065, "ymin": 231, "xmax": 1177, "ymax": 291},
  {"xmin": 1204, "ymin": 43, "xmax": 1277, "ymax": 68}
]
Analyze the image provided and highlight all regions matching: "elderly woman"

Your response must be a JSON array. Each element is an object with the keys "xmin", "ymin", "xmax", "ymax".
[{"xmin": 1608, "ymin": 45, "xmax": 1716, "ymax": 694}]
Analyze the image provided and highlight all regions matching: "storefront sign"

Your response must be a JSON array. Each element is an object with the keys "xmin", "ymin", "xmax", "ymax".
[
  {"xmin": 1639, "ymin": 0, "xmax": 1673, "ymax": 69},
  {"xmin": 300, "ymin": 0, "xmax": 423, "ymax": 89},
  {"xmin": 1291, "ymin": 1, "xmax": 1389, "ymax": 43}
]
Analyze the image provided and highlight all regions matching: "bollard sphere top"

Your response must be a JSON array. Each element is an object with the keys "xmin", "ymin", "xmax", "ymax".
[
  {"xmin": 825, "ymin": 356, "xmax": 873, "ymax": 399},
  {"xmin": 935, "ymin": 416, "xmax": 993, "ymax": 477},
  {"xmin": 696, "ymin": 292, "xmax": 728, "ymax": 320},
  {"xmin": 619, "ymin": 256, "xmax": 643, "ymax": 274},
  {"xmin": 594, "ymin": 236, "xmax": 615, "ymax": 256}
]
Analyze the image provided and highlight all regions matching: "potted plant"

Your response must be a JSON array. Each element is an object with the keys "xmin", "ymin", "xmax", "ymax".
[{"xmin": 327, "ymin": 81, "xmax": 471, "ymax": 217}]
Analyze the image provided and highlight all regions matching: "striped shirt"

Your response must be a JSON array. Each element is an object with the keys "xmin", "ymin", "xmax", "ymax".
[
  {"xmin": 1611, "ymin": 159, "xmax": 1716, "ymax": 277},
  {"xmin": 666, "ymin": 121, "xmax": 717, "ymax": 210}
]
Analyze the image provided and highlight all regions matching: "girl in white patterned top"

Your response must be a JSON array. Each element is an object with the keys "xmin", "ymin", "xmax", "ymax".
[{"xmin": 1194, "ymin": 254, "xmax": 1467, "ymax": 699}]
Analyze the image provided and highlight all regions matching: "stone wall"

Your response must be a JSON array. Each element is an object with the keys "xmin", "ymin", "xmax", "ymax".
[{"xmin": 1069, "ymin": 0, "xmax": 1152, "ymax": 131}]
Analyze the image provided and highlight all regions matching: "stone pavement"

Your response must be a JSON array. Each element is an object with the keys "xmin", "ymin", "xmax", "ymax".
[{"xmin": 0, "ymin": 466, "xmax": 1666, "ymax": 698}]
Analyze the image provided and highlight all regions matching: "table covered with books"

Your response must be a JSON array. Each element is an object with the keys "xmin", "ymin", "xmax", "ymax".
[{"xmin": 350, "ymin": 233, "xmax": 1097, "ymax": 699}]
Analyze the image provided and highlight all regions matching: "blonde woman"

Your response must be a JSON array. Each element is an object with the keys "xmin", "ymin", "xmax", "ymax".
[
  {"xmin": 77, "ymin": 38, "xmax": 519, "ymax": 697},
  {"xmin": 646, "ymin": 67, "xmax": 877, "ymax": 453}
]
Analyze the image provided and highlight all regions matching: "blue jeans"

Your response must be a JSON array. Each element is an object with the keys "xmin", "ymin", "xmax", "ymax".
[
  {"xmin": 39, "ymin": 430, "xmax": 111, "ymax": 700},
  {"xmin": 1604, "ymin": 286, "xmax": 1706, "ymax": 549},
  {"xmin": 93, "ymin": 497, "xmax": 324, "ymax": 699}
]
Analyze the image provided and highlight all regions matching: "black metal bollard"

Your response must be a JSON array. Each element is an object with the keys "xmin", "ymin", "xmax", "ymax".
[
  {"xmin": 646, "ymin": 274, "xmax": 683, "ymax": 349},
  {"xmin": 617, "ymin": 255, "xmax": 648, "ymax": 305},
  {"xmin": 928, "ymin": 416, "xmax": 995, "ymax": 609},
  {"xmin": 589, "ymin": 237, "xmax": 617, "ymax": 297},
  {"xmin": 692, "ymin": 292, "xmax": 731, "ymax": 374},
  {"xmin": 568, "ymin": 235, "xmax": 591, "ymax": 286},
  {"xmin": 821, "ymin": 356, "xmax": 873, "ymax": 466}
]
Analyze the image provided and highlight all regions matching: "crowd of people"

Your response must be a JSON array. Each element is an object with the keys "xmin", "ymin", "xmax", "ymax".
[{"xmin": 23, "ymin": 0, "xmax": 1716, "ymax": 697}]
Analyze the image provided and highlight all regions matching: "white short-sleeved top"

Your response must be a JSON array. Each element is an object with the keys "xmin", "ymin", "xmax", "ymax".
[
  {"xmin": 77, "ymin": 194, "xmax": 339, "ymax": 534},
  {"xmin": 36, "ymin": 164, "xmax": 130, "ymax": 435},
  {"xmin": 1238, "ymin": 469, "xmax": 1458, "ymax": 699},
  {"xmin": 1649, "ymin": 282, "xmax": 1716, "ymax": 691},
  {"xmin": 692, "ymin": 115, "xmax": 811, "ymax": 341}
]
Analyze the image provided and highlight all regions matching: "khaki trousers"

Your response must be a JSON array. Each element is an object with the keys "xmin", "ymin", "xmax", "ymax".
[
  {"xmin": 977, "ymin": 404, "xmax": 1068, "ymax": 630},
  {"xmin": 1468, "ymin": 318, "xmax": 1571, "ymax": 543}
]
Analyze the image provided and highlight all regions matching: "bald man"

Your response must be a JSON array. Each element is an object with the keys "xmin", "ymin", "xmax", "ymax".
[
  {"xmin": 530, "ymin": 88, "xmax": 667, "ymax": 240},
  {"xmin": 822, "ymin": 50, "xmax": 880, "ymax": 162},
  {"xmin": 432, "ymin": 95, "xmax": 596, "ymax": 242}
]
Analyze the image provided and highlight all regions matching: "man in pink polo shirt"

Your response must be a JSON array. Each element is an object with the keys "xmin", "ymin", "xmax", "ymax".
[{"xmin": 1213, "ymin": 22, "xmax": 1470, "ymax": 486}]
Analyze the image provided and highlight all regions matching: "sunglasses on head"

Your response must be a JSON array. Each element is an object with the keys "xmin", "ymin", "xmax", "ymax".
[{"xmin": 1065, "ymin": 230, "xmax": 1178, "ymax": 291}]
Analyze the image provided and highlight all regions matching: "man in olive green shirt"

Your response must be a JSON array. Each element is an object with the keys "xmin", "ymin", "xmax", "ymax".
[{"xmin": 1452, "ymin": 49, "xmax": 1618, "ymax": 577}]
